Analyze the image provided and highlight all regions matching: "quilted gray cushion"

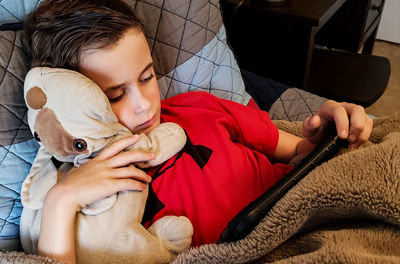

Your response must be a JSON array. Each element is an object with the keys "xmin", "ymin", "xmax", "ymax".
[
  {"xmin": 129, "ymin": 0, "xmax": 250, "ymax": 103},
  {"xmin": 0, "ymin": 0, "xmax": 40, "ymax": 25},
  {"xmin": 0, "ymin": 30, "xmax": 39, "ymax": 251},
  {"xmin": 1, "ymin": 0, "xmax": 250, "ymax": 104},
  {"xmin": 268, "ymin": 88, "xmax": 327, "ymax": 121}
]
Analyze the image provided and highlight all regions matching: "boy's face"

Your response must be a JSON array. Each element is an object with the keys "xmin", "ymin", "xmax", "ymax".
[{"xmin": 79, "ymin": 28, "xmax": 161, "ymax": 135}]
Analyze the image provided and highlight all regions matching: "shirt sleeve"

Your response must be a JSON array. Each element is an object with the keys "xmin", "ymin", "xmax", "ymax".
[
  {"xmin": 162, "ymin": 92, "xmax": 279, "ymax": 156},
  {"xmin": 215, "ymin": 95, "xmax": 279, "ymax": 156}
]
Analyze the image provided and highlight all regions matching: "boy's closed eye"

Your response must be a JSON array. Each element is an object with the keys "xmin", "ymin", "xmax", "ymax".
[
  {"xmin": 106, "ymin": 73, "xmax": 155, "ymax": 103},
  {"xmin": 107, "ymin": 87, "xmax": 126, "ymax": 103},
  {"xmin": 140, "ymin": 73, "xmax": 154, "ymax": 83}
]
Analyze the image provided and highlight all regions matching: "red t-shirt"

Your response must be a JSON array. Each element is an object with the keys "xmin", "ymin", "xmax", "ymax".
[{"xmin": 143, "ymin": 92, "xmax": 291, "ymax": 246}]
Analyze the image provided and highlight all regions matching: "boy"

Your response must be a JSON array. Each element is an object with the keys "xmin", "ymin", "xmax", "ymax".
[{"xmin": 24, "ymin": 0, "xmax": 372, "ymax": 263}]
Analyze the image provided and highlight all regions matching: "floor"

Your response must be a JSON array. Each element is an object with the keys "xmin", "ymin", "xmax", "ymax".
[{"xmin": 365, "ymin": 40, "xmax": 400, "ymax": 117}]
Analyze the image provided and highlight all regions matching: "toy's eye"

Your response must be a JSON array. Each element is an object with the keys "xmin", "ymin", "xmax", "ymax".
[
  {"xmin": 33, "ymin": 132, "xmax": 41, "ymax": 142},
  {"xmin": 73, "ymin": 139, "xmax": 87, "ymax": 152}
]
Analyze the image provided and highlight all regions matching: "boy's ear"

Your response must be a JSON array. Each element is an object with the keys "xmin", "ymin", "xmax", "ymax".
[{"xmin": 26, "ymin": 86, "xmax": 47, "ymax": 109}]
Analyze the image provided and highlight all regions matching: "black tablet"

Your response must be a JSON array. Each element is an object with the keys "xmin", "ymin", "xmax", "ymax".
[{"xmin": 218, "ymin": 126, "xmax": 348, "ymax": 243}]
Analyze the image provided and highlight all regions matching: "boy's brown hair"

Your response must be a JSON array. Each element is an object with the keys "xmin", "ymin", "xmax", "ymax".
[{"xmin": 25, "ymin": 0, "xmax": 145, "ymax": 70}]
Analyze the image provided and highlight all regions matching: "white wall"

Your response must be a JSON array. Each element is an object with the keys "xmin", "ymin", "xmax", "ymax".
[{"xmin": 377, "ymin": 0, "xmax": 400, "ymax": 44}]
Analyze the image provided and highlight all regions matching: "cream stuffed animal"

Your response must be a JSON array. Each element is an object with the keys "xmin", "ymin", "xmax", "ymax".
[{"xmin": 20, "ymin": 67, "xmax": 193, "ymax": 264}]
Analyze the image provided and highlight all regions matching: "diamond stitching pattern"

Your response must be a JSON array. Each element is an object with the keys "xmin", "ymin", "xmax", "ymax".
[
  {"xmin": 134, "ymin": 0, "xmax": 222, "ymax": 75},
  {"xmin": 2, "ymin": 0, "xmax": 247, "ymax": 105},
  {"xmin": 164, "ymin": 0, "xmax": 192, "ymax": 96},
  {"xmin": 0, "ymin": 31, "xmax": 32, "ymax": 147},
  {"xmin": 0, "ymin": 0, "xmax": 42, "ymax": 25},
  {"xmin": 0, "ymin": 29, "xmax": 35, "ymax": 242},
  {"xmin": 269, "ymin": 88, "xmax": 327, "ymax": 121},
  {"xmin": 128, "ymin": 0, "xmax": 249, "ymax": 103}
]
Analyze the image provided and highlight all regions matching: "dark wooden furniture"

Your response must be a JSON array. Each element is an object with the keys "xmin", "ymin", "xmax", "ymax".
[
  {"xmin": 315, "ymin": 0, "xmax": 386, "ymax": 54},
  {"xmin": 221, "ymin": 0, "xmax": 347, "ymax": 88},
  {"xmin": 308, "ymin": 49, "xmax": 390, "ymax": 106},
  {"xmin": 221, "ymin": 0, "xmax": 390, "ymax": 107}
]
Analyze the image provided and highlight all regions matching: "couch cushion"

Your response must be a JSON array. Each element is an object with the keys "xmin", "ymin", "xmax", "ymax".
[
  {"xmin": 1, "ymin": 0, "xmax": 250, "ymax": 104},
  {"xmin": 242, "ymin": 70, "xmax": 327, "ymax": 121},
  {"xmin": 129, "ymin": 0, "xmax": 250, "ymax": 104},
  {"xmin": 0, "ymin": 0, "xmax": 41, "ymax": 25},
  {"xmin": 0, "ymin": 30, "xmax": 39, "ymax": 251}
]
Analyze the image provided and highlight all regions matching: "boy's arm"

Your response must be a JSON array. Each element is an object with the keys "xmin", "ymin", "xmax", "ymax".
[
  {"xmin": 272, "ymin": 130, "xmax": 315, "ymax": 164},
  {"xmin": 36, "ymin": 136, "xmax": 153, "ymax": 263},
  {"xmin": 273, "ymin": 99, "xmax": 373, "ymax": 163},
  {"xmin": 38, "ymin": 188, "xmax": 77, "ymax": 263},
  {"xmin": 302, "ymin": 100, "xmax": 372, "ymax": 149}
]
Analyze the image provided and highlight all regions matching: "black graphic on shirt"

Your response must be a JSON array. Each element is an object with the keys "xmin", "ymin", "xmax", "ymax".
[{"xmin": 142, "ymin": 136, "xmax": 212, "ymax": 224}]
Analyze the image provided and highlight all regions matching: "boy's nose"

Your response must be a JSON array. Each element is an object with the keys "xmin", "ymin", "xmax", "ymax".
[{"xmin": 131, "ymin": 90, "xmax": 151, "ymax": 114}]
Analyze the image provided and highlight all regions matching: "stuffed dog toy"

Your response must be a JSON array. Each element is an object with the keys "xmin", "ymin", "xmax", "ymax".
[{"xmin": 20, "ymin": 67, "xmax": 193, "ymax": 264}]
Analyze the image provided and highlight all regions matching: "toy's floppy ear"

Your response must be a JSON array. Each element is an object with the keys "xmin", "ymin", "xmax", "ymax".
[
  {"xmin": 25, "ymin": 86, "xmax": 47, "ymax": 110},
  {"xmin": 21, "ymin": 145, "xmax": 58, "ymax": 210}
]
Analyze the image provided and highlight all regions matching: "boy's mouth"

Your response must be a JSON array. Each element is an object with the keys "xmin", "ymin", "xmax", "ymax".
[{"xmin": 138, "ymin": 114, "xmax": 156, "ymax": 129}]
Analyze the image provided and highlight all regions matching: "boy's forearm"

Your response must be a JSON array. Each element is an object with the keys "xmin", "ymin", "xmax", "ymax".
[
  {"xmin": 38, "ymin": 187, "xmax": 77, "ymax": 264},
  {"xmin": 295, "ymin": 138, "xmax": 316, "ymax": 156},
  {"xmin": 273, "ymin": 130, "xmax": 316, "ymax": 164}
]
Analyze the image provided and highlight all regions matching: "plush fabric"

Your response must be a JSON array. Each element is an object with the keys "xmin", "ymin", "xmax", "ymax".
[
  {"xmin": 20, "ymin": 67, "xmax": 193, "ymax": 264},
  {"xmin": 0, "ymin": 250, "xmax": 60, "ymax": 263},
  {"xmin": 171, "ymin": 112, "xmax": 400, "ymax": 263}
]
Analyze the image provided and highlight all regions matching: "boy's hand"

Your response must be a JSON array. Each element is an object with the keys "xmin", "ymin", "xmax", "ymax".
[
  {"xmin": 49, "ymin": 135, "xmax": 154, "ymax": 213},
  {"xmin": 302, "ymin": 100, "xmax": 373, "ymax": 149}
]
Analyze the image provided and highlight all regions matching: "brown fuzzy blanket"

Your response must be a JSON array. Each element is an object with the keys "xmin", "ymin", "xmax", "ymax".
[
  {"xmin": 2, "ymin": 113, "xmax": 400, "ymax": 263},
  {"xmin": 172, "ymin": 112, "xmax": 400, "ymax": 264}
]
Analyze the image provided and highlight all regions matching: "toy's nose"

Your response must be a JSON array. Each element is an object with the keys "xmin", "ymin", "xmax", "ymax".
[{"xmin": 34, "ymin": 132, "xmax": 41, "ymax": 142}]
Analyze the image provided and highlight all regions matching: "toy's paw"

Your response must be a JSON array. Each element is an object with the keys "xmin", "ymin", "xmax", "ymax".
[
  {"xmin": 148, "ymin": 216, "xmax": 193, "ymax": 253},
  {"xmin": 132, "ymin": 122, "xmax": 186, "ymax": 168},
  {"xmin": 81, "ymin": 193, "xmax": 117, "ymax": 215}
]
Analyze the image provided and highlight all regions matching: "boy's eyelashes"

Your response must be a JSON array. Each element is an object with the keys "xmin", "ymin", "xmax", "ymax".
[
  {"xmin": 140, "ymin": 73, "xmax": 154, "ymax": 83},
  {"xmin": 107, "ymin": 74, "xmax": 155, "ymax": 103},
  {"xmin": 106, "ymin": 86, "xmax": 125, "ymax": 103},
  {"xmin": 108, "ymin": 90, "xmax": 125, "ymax": 103}
]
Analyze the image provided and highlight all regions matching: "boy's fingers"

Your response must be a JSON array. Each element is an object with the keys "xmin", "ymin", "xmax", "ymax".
[
  {"xmin": 317, "ymin": 100, "xmax": 349, "ymax": 138},
  {"xmin": 340, "ymin": 102, "xmax": 372, "ymax": 147},
  {"xmin": 302, "ymin": 116, "xmax": 321, "ymax": 138},
  {"xmin": 107, "ymin": 150, "xmax": 155, "ymax": 168},
  {"xmin": 347, "ymin": 105, "xmax": 369, "ymax": 141},
  {"xmin": 112, "ymin": 165, "xmax": 152, "ymax": 183},
  {"xmin": 330, "ymin": 106, "xmax": 350, "ymax": 139},
  {"xmin": 349, "ymin": 115, "xmax": 373, "ymax": 148},
  {"xmin": 96, "ymin": 135, "xmax": 139, "ymax": 160},
  {"xmin": 111, "ymin": 179, "xmax": 147, "ymax": 193}
]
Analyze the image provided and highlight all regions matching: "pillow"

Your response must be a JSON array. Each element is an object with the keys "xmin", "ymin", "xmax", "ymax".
[
  {"xmin": 129, "ymin": 0, "xmax": 251, "ymax": 104},
  {"xmin": 0, "ymin": 0, "xmax": 41, "ymax": 25},
  {"xmin": 242, "ymin": 70, "xmax": 327, "ymax": 121},
  {"xmin": 1, "ymin": 0, "xmax": 250, "ymax": 104},
  {"xmin": 0, "ymin": 30, "xmax": 39, "ymax": 251}
]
